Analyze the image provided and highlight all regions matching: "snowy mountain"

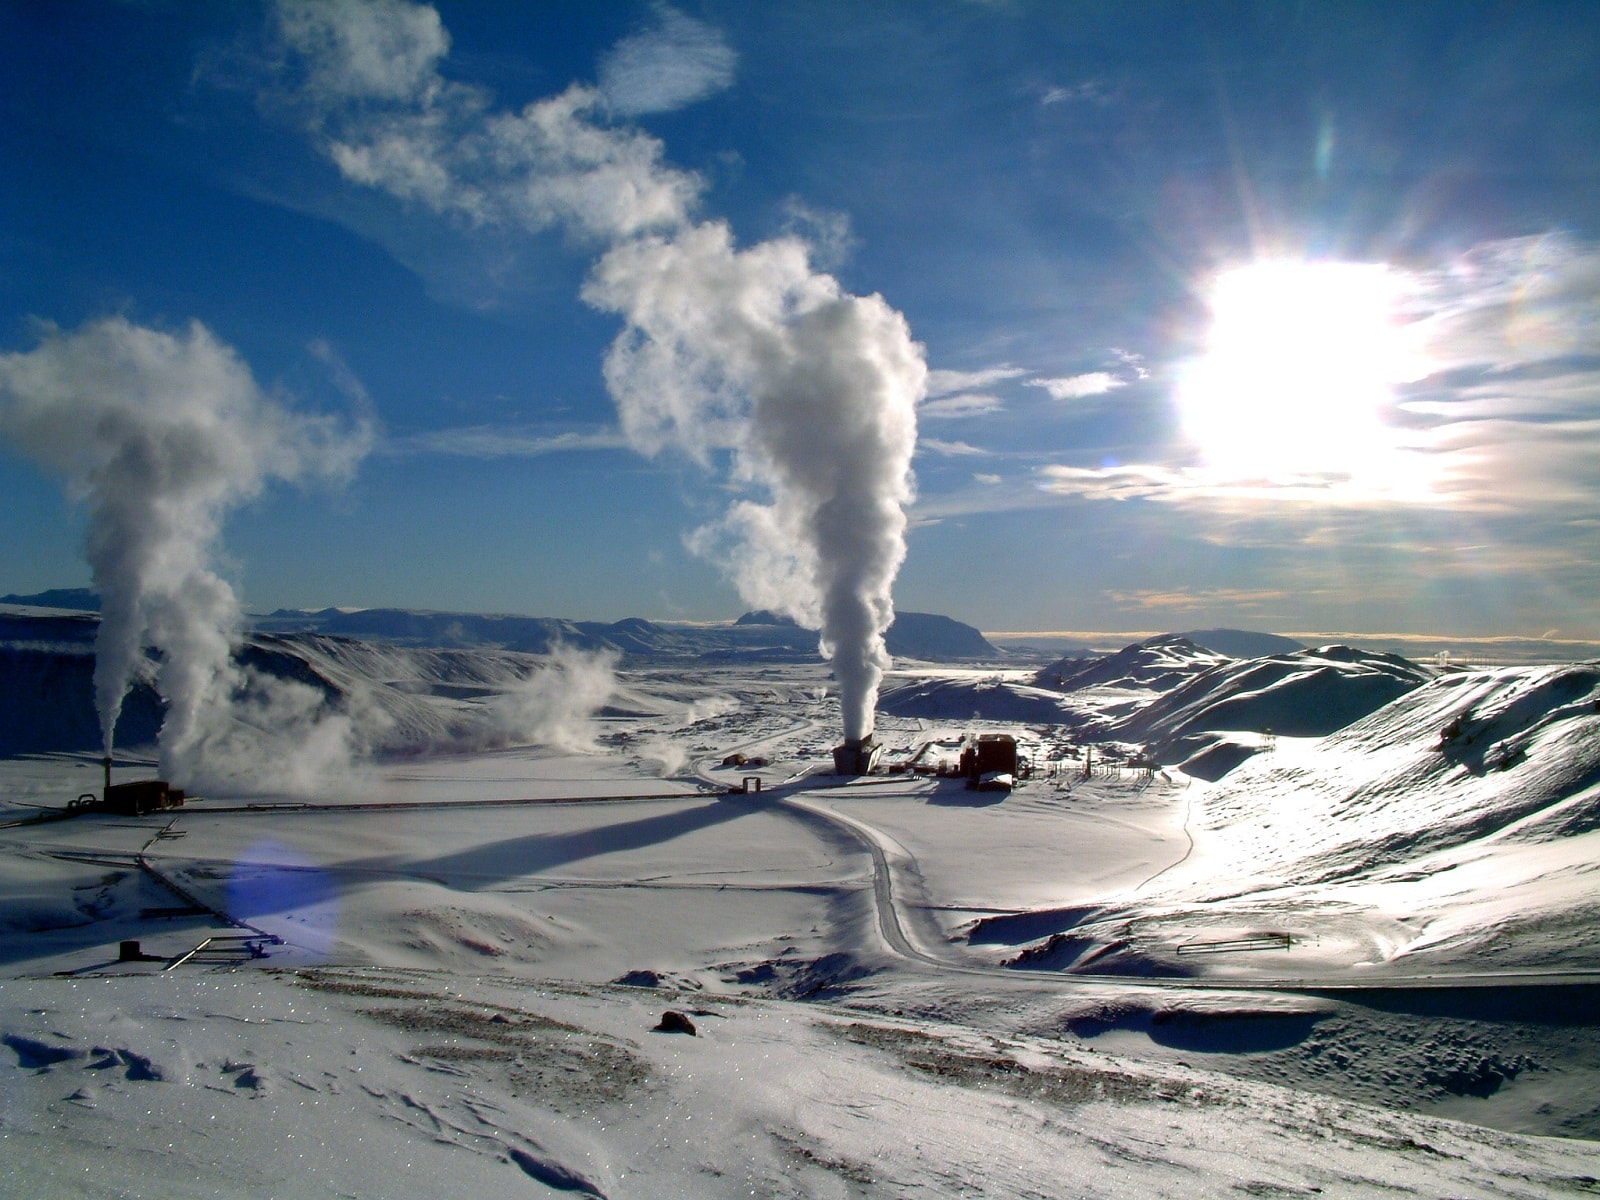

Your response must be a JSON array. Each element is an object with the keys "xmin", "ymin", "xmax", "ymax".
[
  {"xmin": 1129, "ymin": 644, "xmax": 1435, "ymax": 773},
  {"xmin": 1034, "ymin": 634, "xmax": 1232, "ymax": 694},
  {"xmin": 0, "ymin": 611, "xmax": 644, "ymax": 759},
  {"xmin": 0, "ymin": 609, "xmax": 161, "ymax": 754},
  {"xmin": 0, "ymin": 587, "xmax": 100, "ymax": 611}
]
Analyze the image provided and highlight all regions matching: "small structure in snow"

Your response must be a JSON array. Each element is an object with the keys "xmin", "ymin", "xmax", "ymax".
[
  {"xmin": 960, "ymin": 733, "xmax": 1017, "ymax": 784},
  {"xmin": 102, "ymin": 779, "xmax": 185, "ymax": 817}
]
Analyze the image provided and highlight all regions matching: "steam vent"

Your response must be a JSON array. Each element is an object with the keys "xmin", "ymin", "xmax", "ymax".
[{"xmin": 832, "ymin": 737, "xmax": 882, "ymax": 776}]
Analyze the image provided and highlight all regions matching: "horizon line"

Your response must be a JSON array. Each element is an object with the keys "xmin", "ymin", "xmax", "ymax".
[{"xmin": 983, "ymin": 629, "xmax": 1600, "ymax": 648}]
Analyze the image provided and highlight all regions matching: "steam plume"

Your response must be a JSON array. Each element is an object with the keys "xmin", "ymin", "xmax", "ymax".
[
  {"xmin": 0, "ymin": 317, "xmax": 370, "ymax": 782},
  {"xmin": 583, "ymin": 224, "xmax": 922, "ymax": 740},
  {"xmin": 274, "ymin": 1, "xmax": 925, "ymax": 741}
]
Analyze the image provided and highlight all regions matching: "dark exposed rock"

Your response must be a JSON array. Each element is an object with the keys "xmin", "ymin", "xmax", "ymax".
[{"xmin": 652, "ymin": 1010, "xmax": 696, "ymax": 1036}]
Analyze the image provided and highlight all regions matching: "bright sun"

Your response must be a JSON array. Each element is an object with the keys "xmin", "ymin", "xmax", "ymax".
[{"xmin": 1178, "ymin": 259, "xmax": 1424, "ymax": 485}]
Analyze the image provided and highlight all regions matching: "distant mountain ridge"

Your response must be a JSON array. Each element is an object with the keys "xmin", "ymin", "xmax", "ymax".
[
  {"xmin": 0, "ymin": 588, "xmax": 101, "ymax": 611},
  {"xmin": 246, "ymin": 606, "xmax": 1001, "ymax": 662},
  {"xmin": 1180, "ymin": 628, "xmax": 1306, "ymax": 657}
]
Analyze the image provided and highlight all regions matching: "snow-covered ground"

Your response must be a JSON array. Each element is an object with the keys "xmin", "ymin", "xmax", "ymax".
[{"xmin": 5, "ymin": 653, "xmax": 1600, "ymax": 1196}]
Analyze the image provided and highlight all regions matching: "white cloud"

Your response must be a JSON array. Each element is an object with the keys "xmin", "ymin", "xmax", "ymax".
[
  {"xmin": 918, "ymin": 437, "xmax": 985, "ymax": 456},
  {"xmin": 598, "ymin": 7, "xmax": 737, "ymax": 116},
  {"xmin": 1029, "ymin": 371, "xmax": 1125, "ymax": 400},
  {"xmin": 919, "ymin": 391, "xmax": 1003, "ymax": 419},
  {"xmin": 924, "ymin": 365, "xmax": 1025, "ymax": 396},
  {"xmin": 273, "ymin": 4, "xmax": 702, "ymax": 240},
  {"xmin": 974, "ymin": 472, "xmax": 1002, "ymax": 485},
  {"xmin": 779, "ymin": 198, "xmax": 856, "ymax": 272},
  {"xmin": 276, "ymin": 0, "xmax": 449, "ymax": 103}
]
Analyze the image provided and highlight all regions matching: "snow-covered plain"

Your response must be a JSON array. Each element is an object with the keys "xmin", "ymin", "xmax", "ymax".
[{"xmin": 5, "ymin": 642, "xmax": 1600, "ymax": 1197}]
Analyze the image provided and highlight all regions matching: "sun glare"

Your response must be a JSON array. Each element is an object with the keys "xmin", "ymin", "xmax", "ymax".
[{"xmin": 1178, "ymin": 260, "xmax": 1426, "ymax": 488}]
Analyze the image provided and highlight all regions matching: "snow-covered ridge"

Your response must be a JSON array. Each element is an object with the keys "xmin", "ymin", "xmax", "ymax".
[
  {"xmin": 1034, "ymin": 633, "xmax": 1233, "ymax": 694},
  {"xmin": 883, "ymin": 635, "xmax": 1436, "ymax": 771},
  {"xmin": 1186, "ymin": 660, "xmax": 1600, "ymax": 891},
  {"xmin": 984, "ymin": 659, "xmax": 1600, "ymax": 986}
]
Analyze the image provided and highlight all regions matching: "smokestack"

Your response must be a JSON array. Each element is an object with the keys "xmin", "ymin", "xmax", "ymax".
[{"xmin": 103, "ymin": 754, "xmax": 112, "ymax": 800}]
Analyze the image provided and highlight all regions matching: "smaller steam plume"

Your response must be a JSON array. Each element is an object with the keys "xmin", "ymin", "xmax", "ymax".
[
  {"xmin": 480, "ymin": 646, "xmax": 619, "ymax": 754},
  {"xmin": 0, "ymin": 316, "xmax": 371, "ymax": 791}
]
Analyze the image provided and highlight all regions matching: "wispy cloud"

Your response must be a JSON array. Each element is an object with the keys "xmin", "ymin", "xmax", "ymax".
[
  {"xmin": 919, "ymin": 392, "xmax": 1004, "ymax": 419},
  {"xmin": 1040, "ymin": 80, "xmax": 1113, "ymax": 107},
  {"xmin": 1413, "ymin": 233, "xmax": 1600, "ymax": 376},
  {"xmin": 1035, "ymin": 460, "xmax": 1444, "ymax": 507},
  {"xmin": 924, "ymin": 365, "xmax": 1026, "ymax": 396},
  {"xmin": 918, "ymin": 437, "xmax": 986, "ymax": 456},
  {"xmin": 598, "ymin": 6, "xmax": 737, "ymax": 117},
  {"xmin": 1107, "ymin": 586, "xmax": 1292, "ymax": 614},
  {"xmin": 390, "ymin": 424, "xmax": 629, "ymax": 458},
  {"xmin": 779, "ymin": 198, "xmax": 856, "ymax": 272}
]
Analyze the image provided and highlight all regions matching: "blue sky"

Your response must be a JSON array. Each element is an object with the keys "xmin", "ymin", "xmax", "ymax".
[{"xmin": 3, "ymin": 1, "xmax": 1599, "ymax": 640}]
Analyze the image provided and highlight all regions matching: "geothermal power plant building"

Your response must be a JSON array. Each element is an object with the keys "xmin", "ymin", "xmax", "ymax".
[{"xmin": 833, "ymin": 737, "xmax": 882, "ymax": 775}]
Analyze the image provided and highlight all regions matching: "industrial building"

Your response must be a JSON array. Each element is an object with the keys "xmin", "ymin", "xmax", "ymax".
[
  {"xmin": 832, "ymin": 737, "xmax": 883, "ymax": 776},
  {"xmin": 959, "ymin": 733, "xmax": 1018, "ymax": 787}
]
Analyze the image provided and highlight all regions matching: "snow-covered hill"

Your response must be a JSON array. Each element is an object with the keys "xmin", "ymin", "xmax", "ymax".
[
  {"xmin": 985, "ymin": 659, "xmax": 1600, "ymax": 988},
  {"xmin": 1130, "ymin": 644, "xmax": 1434, "ymax": 772},
  {"xmin": 1034, "ymin": 634, "xmax": 1232, "ymax": 695},
  {"xmin": 6, "ymin": 630, "xmax": 1600, "ymax": 1186},
  {"xmin": 1184, "ymin": 660, "xmax": 1600, "ymax": 893},
  {"xmin": 881, "ymin": 636, "xmax": 1434, "ymax": 770}
]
